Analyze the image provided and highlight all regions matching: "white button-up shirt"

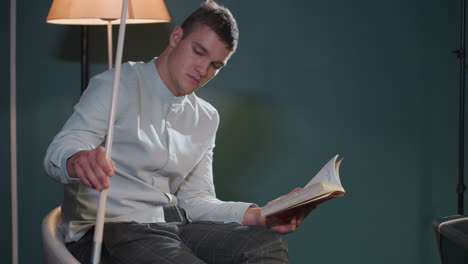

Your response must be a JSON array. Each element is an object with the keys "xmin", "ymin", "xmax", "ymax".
[{"xmin": 44, "ymin": 58, "xmax": 252, "ymax": 242}]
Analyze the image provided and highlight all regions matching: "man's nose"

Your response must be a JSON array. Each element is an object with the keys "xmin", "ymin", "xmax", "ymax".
[{"xmin": 196, "ymin": 58, "xmax": 210, "ymax": 77}]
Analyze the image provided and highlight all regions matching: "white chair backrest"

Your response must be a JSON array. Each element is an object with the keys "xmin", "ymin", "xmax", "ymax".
[{"xmin": 41, "ymin": 206, "xmax": 80, "ymax": 264}]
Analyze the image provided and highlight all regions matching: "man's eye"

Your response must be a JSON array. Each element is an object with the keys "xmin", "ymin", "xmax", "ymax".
[
  {"xmin": 194, "ymin": 49, "xmax": 202, "ymax": 55},
  {"xmin": 212, "ymin": 64, "xmax": 222, "ymax": 70}
]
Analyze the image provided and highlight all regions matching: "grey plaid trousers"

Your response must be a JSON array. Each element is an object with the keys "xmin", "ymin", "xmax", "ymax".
[{"xmin": 66, "ymin": 206, "xmax": 288, "ymax": 263}]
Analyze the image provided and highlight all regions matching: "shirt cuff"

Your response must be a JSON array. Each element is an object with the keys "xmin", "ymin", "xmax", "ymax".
[
  {"xmin": 229, "ymin": 202, "xmax": 258, "ymax": 224},
  {"xmin": 59, "ymin": 149, "xmax": 81, "ymax": 184}
]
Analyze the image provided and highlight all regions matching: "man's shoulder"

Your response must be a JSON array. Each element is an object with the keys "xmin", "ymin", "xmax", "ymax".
[
  {"xmin": 122, "ymin": 60, "xmax": 147, "ymax": 74},
  {"xmin": 92, "ymin": 60, "xmax": 145, "ymax": 79},
  {"xmin": 188, "ymin": 94, "xmax": 219, "ymax": 119},
  {"xmin": 126, "ymin": 60, "xmax": 146, "ymax": 68},
  {"xmin": 113, "ymin": 60, "xmax": 155, "ymax": 75}
]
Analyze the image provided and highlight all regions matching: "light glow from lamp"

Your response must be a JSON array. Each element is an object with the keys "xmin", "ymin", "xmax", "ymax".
[
  {"xmin": 46, "ymin": 0, "xmax": 171, "ymax": 25},
  {"xmin": 46, "ymin": 0, "xmax": 171, "ymax": 71}
]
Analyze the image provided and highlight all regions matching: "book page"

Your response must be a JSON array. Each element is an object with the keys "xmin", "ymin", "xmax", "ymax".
[
  {"xmin": 260, "ymin": 155, "xmax": 345, "ymax": 217},
  {"xmin": 261, "ymin": 181, "xmax": 344, "ymax": 216},
  {"xmin": 304, "ymin": 155, "xmax": 342, "ymax": 188}
]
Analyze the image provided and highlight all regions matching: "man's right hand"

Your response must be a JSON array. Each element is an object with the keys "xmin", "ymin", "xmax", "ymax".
[{"xmin": 66, "ymin": 146, "xmax": 115, "ymax": 191}]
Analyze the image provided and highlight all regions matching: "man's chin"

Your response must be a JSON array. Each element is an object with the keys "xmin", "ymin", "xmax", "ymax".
[{"xmin": 183, "ymin": 85, "xmax": 201, "ymax": 95}]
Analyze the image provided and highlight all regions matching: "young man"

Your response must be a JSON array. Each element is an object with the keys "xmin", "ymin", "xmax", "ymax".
[{"xmin": 45, "ymin": 1, "xmax": 311, "ymax": 263}]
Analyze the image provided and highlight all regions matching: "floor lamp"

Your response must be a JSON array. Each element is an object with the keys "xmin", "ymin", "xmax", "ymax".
[
  {"xmin": 45, "ymin": 1, "xmax": 170, "ymax": 263},
  {"xmin": 454, "ymin": 0, "xmax": 467, "ymax": 215},
  {"xmin": 10, "ymin": 0, "xmax": 18, "ymax": 263},
  {"xmin": 46, "ymin": 0, "xmax": 171, "ymax": 88}
]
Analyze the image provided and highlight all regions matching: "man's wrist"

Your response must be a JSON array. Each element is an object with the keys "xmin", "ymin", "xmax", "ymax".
[
  {"xmin": 62, "ymin": 149, "xmax": 82, "ymax": 183},
  {"xmin": 242, "ymin": 205, "xmax": 265, "ymax": 227}
]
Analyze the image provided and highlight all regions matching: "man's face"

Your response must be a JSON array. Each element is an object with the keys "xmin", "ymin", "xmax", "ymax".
[{"xmin": 166, "ymin": 24, "xmax": 234, "ymax": 96}]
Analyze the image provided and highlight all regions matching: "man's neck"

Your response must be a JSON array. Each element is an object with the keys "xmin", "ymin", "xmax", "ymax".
[{"xmin": 154, "ymin": 48, "xmax": 178, "ymax": 97}]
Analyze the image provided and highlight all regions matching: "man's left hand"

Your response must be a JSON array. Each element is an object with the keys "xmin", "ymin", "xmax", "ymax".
[{"xmin": 242, "ymin": 188, "xmax": 316, "ymax": 234}]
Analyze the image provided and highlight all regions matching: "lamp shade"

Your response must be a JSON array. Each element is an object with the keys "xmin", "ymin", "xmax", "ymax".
[{"xmin": 46, "ymin": 0, "xmax": 171, "ymax": 25}]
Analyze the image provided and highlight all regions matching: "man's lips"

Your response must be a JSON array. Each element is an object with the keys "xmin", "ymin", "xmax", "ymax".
[{"xmin": 187, "ymin": 74, "xmax": 200, "ymax": 85}]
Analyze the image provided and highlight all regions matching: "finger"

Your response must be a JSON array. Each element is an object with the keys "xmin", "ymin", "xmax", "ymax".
[
  {"xmin": 95, "ymin": 149, "xmax": 114, "ymax": 176},
  {"xmin": 271, "ymin": 207, "xmax": 300, "ymax": 222},
  {"xmin": 288, "ymin": 218, "xmax": 298, "ymax": 232},
  {"xmin": 268, "ymin": 217, "xmax": 298, "ymax": 234},
  {"xmin": 297, "ymin": 208, "xmax": 307, "ymax": 222},
  {"xmin": 297, "ymin": 216, "xmax": 304, "ymax": 226},
  {"xmin": 299, "ymin": 204, "xmax": 316, "ymax": 225},
  {"xmin": 289, "ymin": 224, "xmax": 297, "ymax": 233},
  {"xmin": 272, "ymin": 223, "xmax": 296, "ymax": 234},
  {"xmin": 79, "ymin": 157, "xmax": 103, "ymax": 190},
  {"xmin": 296, "ymin": 213, "xmax": 305, "ymax": 226},
  {"xmin": 67, "ymin": 155, "xmax": 82, "ymax": 179},
  {"xmin": 90, "ymin": 152, "xmax": 110, "ymax": 189},
  {"xmin": 110, "ymin": 160, "xmax": 116, "ymax": 172},
  {"xmin": 74, "ymin": 163, "xmax": 92, "ymax": 188},
  {"xmin": 91, "ymin": 162, "xmax": 110, "ymax": 189},
  {"xmin": 290, "ymin": 217, "xmax": 297, "ymax": 226}
]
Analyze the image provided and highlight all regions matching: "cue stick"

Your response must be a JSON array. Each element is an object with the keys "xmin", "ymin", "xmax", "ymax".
[{"xmin": 91, "ymin": 0, "xmax": 128, "ymax": 263}]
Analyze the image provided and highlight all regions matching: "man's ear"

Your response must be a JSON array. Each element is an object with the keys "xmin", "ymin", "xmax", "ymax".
[{"xmin": 169, "ymin": 26, "xmax": 183, "ymax": 48}]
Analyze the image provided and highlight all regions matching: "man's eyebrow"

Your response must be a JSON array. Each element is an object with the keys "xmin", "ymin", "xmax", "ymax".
[{"xmin": 193, "ymin": 41, "xmax": 226, "ymax": 67}]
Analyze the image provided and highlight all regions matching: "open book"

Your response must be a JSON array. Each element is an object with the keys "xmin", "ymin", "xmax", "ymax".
[{"xmin": 261, "ymin": 155, "xmax": 345, "ymax": 217}]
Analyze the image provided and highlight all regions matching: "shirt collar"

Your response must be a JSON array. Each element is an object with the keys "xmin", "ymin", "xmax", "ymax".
[{"xmin": 151, "ymin": 57, "xmax": 186, "ymax": 105}]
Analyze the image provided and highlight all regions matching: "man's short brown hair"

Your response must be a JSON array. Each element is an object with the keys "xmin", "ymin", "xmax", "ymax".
[{"xmin": 181, "ymin": 0, "xmax": 239, "ymax": 51}]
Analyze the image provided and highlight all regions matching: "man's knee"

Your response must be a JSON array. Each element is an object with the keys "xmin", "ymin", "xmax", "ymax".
[
  {"xmin": 181, "ymin": 222, "xmax": 289, "ymax": 263},
  {"xmin": 238, "ymin": 226, "xmax": 289, "ymax": 264}
]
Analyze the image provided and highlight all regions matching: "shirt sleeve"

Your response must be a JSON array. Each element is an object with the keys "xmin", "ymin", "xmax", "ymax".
[
  {"xmin": 175, "ymin": 144, "xmax": 254, "ymax": 224},
  {"xmin": 43, "ymin": 70, "xmax": 128, "ymax": 184}
]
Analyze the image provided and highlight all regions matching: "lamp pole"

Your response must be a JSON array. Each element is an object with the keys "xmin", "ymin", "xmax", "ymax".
[
  {"xmin": 10, "ymin": 0, "xmax": 18, "ymax": 262},
  {"xmin": 455, "ymin": 0, "xmax": 467, "ymax": 215},
  {"xmin": 81, "ymin": 25, "xmax": 89, "ymax": 93}
]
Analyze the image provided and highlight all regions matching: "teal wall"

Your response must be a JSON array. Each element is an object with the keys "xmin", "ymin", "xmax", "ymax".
[
  {"xmin": 1, "ymin": 0, "xmax": 12, "ymax": 261},
  {"xmin": 0, "ymin": 0, "xmax": 464, "ymax": 263}
]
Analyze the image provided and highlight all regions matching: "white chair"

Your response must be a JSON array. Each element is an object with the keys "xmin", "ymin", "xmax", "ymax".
[{"xmin": 42, "ymin": 206, "xmax": 80, "ymax": 264}]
